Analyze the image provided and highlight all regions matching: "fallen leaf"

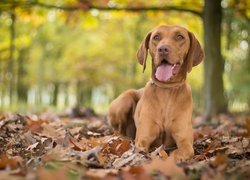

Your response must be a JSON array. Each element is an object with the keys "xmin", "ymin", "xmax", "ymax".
[
  {"xmin": 37, "ymin": 166, "xmax": 68, "ymax": 180},
  {"xmin": 69, "ymin": 137, "xmax": 87, "ymax": 151},
  {"xmin": 200, "ymin": 167, "xmax": 224, "ymax": 180},
  {"xmin": 0, "ymin": 154, "xmax": 23, "ymax": 170},
  {"xmin": 113, "ymin": 153, "xmax": 138, "ymax": 168},
  {"xmin": 122, "ymin": 166, "xmax": 152, "ymax": 180},
  {"xmin": 26, "ymin": 142, "xmax": 39, "ymax": 151},
  {"xmin": 102, "ymin": 137, "xmax": 131, "ymax": 156},
  {"xmin": 159, "ymin": 149, "xmax": 169, "ymax": 160},
  {"xmin": 143, "ymin": 156, "xmax": 185, "ymax": 178},
  {"xmin": 41, "ymin": 145, "xmax": 70, "ymax": 162},
  {"xmin": 242, "ymin": 138, "xmax": 249, "ymax": 148},
  {"xmin": 27, "ymin": 119, "xmax": 47, "ymax": 133},
  {"xmin": 211, "ymin": 153, "xmax": 228, "ymax": 171},
  {"xmin": 85, "ymin": 169, "xmax": 118, "ymax": 179}
]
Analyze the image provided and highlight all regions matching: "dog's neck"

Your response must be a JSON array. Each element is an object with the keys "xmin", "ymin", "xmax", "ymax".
[
  {"xmin": 150, "ymin": 64, "xmax": 187, "ymax": 89},
  {"xmin": 150, "ymin": 77, "xmax": 186, "ymax": 89}
]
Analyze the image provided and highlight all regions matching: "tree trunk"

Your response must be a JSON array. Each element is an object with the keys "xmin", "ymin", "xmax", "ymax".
[
  {"xmin": 17, "ymin": 49, "xmax": 28, "ymax": 102},
  {"xmin": 84, "ymin": 86, "xmax": 92, "ymax": 107},
  {"xmin": 76, "ymin": 81, "xmax": 92, "ymax": 107},
  {"xmin": 64, "ymin": 83, "xmax": 69, "ymax": 107},
  {"xmin": 52, "ymin": 82, "xmax": 59, "ymax": 106},
  {"xmin": 76, "ymin": 81, "xmax": 82, "ymax": 106},
  {"xmin": 246, "ymin": 29, "xmax": 250, "ymax": 108},
  {"xmin": 37, "ymin": 55, "xmax": 45, "ymax": 105},
  {"xmin": 132, "ymin": 13, "xmax": 146, "ymax": 82},
  {"xmin": 0, "ymin": 58, "xmax": 3, "ymax": 108},
  {"xmin": 8, "ymin": 11, "xmax": 16, "ymax": 105},
  {"xmin": 203, "ymin": 0, "xmax": 228, "ymax": 120}
]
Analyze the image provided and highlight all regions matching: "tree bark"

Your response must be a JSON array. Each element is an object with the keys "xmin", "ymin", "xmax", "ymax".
[
  {"xmin": 64, "ymin": 83, "xmax": 69, "ymax": 107},
  {"xmin": 246, "ymin": 29, "xmax": 250, "ymax": 108},
  {"xmin": 8, "ymin": 10, "xmax": 16, "ymax": 105},
  {"xmin": 17, "ymin": 49, "xmax": 28, "ymax": 102},
  {"xmin": 203, "ymin": 0, "xmax": 228, "ymax": 120},
  {"xmin": 52, "ymin": 82, "xmax": 59, "ymax": 106},
  {"xmin": 76, "ymin": 81, "xmax": 92, "ymax": 107},
  {"xmin": 0, "ymin": 57, "xmax": 3, "ymax": 108},
  {"xmin": 37, "ymin": 55, "xmax": 44, "ymax": 105}
]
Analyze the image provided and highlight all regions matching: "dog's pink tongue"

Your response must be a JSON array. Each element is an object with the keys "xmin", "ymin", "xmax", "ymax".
[{"xmin": 155, "ymin": 64, "xmax": 173, "ymax": 82}]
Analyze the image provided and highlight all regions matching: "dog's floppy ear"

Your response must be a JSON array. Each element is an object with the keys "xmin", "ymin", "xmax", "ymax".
[
  {"xmin": 136, "ymin": 31, "xmax": 152, "ymax": 73},
  {"xmin": 186, "ymin": 32, "xmax": 204, "ymax": 73}
]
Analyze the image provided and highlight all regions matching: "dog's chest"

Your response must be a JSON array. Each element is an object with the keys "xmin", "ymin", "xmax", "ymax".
[{"xmin": 147, "ymin": 85, "xmax": 182, "ymax": 127}]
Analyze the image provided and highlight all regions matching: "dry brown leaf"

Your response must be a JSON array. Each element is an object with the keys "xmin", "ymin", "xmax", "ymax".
[
  {"xmin": 215, "ymin": 121, "xmax": 232, "ymax": 133},
  {"xmin": 39, "ymin": 123, "xmax": 61, "ymax": 138},
  {"xmin": 69, "ymin": 137, "xmax": 87, "ymax": 151},
  {"xmin": 194, "ymin": 126, "xmax": 214, "ymax": 138},
  {"xmin": 193, "ymin": 131, "xmax": 205, "ymax": 140},
  {"xmin": 200, "ymin": 168, "xmax": 224, "ymax": 180},
  {"xmin": 0, "ymin": 155, "xmax": 23, "ymax": 170},
  {"xmin": 207, "ymin": 146, "xmax": 228, "ymax": 155},
  {"xmin": 85, "ymin": 169, "xmax": 118, "ymax": 179},
  {"xmin": 121, "ymin": 170, "xmax": 137, "ymax": 180},
  {"xmin": 69, "ymin": 127, "xmax": 82, "ymax": 136},
  {"xmin": 159, "ymin": 148, "xmax": 169, "ymax": 160},
  {"xmin": 211, "ymin": 153, "xmax": 228, "ymax": 171},
  {"xmin": 112, "ymin": 153, "xmax": 137, "ymax": 168},
  {"xmin": 0, "ymin": 170, "xmax": 25, "ymax": 180},
  {"xmin": 150, "ymin": 145, "xmax": 169, "ymax": 160},
  {"xmin": 244, "ymin": 117, "xmax": 250, "ymax": 137},
  {"xmin": 143, "ymin": 156, "xmax": 185, "ymax": 178},
  {"xmin": 98, "ymin": 153, "xmax": 105, "ymax": 166},
  {"xmin": 27, "ymin": 119, "xmax": 48, "ymax": 133},
  {"xmin": 102, "ymin": 137, "xmax": 131, "ymax": 156},
  {"xmin": 85, "ymin": 138, "xmax": 102, "ymax": 148},
  {"xmin": 242, "ymin": 138, "xmax": 249, "ymax": 148},
  {"xmin": 122, "ymin": 166, "xmax": 152, "ymax": 180},
  {"xmin": 41, "ymin": 145, "xmax": 70, "ymax": 162},
  {"xmin": 225, "ymin": 144, "xmax": 244, "ymax": 156},
  {"xmin": 37, "ymin": 166, "xmax": 68, "ymax": 180},
  {"xmin": 26, "ymin": 142, "xmax": 39, "ymax": 151}
]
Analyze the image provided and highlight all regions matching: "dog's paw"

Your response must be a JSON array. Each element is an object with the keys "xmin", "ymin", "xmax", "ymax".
[
  {"xmin": 171, "ymin": 149, "xmax": 194, "ymax": 162},
  {"xmin": 135, "ymin": 139, "xmax": 149, "ymax": 152}
]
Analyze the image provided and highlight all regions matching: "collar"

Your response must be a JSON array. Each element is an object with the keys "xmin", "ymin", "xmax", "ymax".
[{"xmin": 149, "ymin": 77, "xmax": 186, "ymax": 89}]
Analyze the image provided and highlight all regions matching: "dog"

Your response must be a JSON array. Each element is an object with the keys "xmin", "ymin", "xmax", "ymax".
[{"xmin": 108, "ymin": 25, "xmax": 204, "ymax": 161}]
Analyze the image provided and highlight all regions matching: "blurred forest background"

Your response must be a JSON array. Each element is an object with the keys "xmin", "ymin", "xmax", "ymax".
[{"xmin": 0, "ymin": 0, "xmax": 249, "ymax": 119}]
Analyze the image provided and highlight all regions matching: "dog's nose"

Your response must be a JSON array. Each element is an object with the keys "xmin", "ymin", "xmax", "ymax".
[{"xmin": 158, "ymin": 45, "xmax": 169, "ymax": 54}]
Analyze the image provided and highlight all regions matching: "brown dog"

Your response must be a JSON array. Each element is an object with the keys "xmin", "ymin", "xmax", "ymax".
[{"xmin": 108, "ymin": 25, "xmax": 204, "ymax": 161}]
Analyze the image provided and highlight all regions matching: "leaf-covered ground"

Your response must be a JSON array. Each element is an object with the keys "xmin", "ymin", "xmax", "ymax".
[{"xmin": 0, "ymin": 110, "xmax": 249, "ymax": 180}]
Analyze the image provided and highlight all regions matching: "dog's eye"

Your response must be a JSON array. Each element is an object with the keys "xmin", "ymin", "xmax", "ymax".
[
  {"xmin": 153, "ymin": 34, "xmax": 160, "ymax": 41},
  {"xmin": 176, "ymin": 34, "xmax": 184, "ymax": 41}
]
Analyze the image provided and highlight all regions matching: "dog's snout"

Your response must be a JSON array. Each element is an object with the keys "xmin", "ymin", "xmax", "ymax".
[{"xmin": 158, "ymin": 45, "xmax": 169, "ymax": 54}]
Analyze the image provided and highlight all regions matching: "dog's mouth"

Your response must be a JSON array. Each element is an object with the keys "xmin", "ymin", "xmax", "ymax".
[{"xmin": 155, "ymin": 60, "xmax": 181, "ymax": 82}]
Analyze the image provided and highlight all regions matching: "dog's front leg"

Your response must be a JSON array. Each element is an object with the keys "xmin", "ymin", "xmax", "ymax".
[
  {"xmin": 134, "ymin": 107, "xmax": 160, "ymax": 152},
  {"xmin": 135, "ymin": 124, "xmax": 159, "ymax": 152},
  {"xmin": 170, "ymin": 118, "xmax": 194, "ymax": 161}
]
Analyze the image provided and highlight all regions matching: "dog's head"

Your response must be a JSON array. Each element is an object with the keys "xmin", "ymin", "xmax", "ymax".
[{"xmin": 137, "ymin": 25, "xmax": 204, "ymax": 82}]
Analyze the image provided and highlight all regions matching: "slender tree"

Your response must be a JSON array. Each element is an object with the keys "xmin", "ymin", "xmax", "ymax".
[
  {"xmin": 17, "ymin": 49, "xmax": 28, "ymax": 102},
  {"xmin": 203, "ymin": 0, "xmax": 228, "ymax": 120},
  {"xmin": 8, "ymin": 10, "xmax": 16, "ymax": 105}
]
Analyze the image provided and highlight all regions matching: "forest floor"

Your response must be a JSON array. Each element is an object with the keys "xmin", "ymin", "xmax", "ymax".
[{"xmin": 0, "ymin": 109, "xmax": 249, "ymax": 180}]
